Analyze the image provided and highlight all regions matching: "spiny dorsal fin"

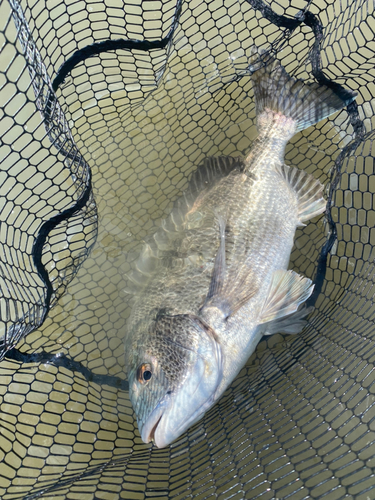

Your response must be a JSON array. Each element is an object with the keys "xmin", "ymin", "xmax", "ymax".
[
  {"xmin": 188, "ymin": 156, "xmax": 243, "ymax": 194},
  {"xmin": 125, "ymin": 156, "xmax": 243, "ymax": 296},
  {"xmin": 160, "ymin": 156, "xmax": 243, "ymax": 232}
]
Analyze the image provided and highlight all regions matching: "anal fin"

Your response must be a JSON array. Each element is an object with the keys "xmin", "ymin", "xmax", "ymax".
[
  {"xmin": 263, "ymin": 305, "xmax": 314, "ymax": 336},
  {"xmin": 260, "ymin": 270, "xmax": 314, "ymax": 324},
  {"xmin": 279, "ymin": 164, "xmax": 326, "ymax": 223}
]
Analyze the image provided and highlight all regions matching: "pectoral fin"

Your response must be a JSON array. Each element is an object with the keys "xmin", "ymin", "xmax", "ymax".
[
  {"xmin": 205, "ymin": 213, "xmax": 227, "ymax": 303},
  {"xmin": 201, "ymin": 214, "xmax": 258, "ymax": 319},
  {"xmin": 259, "ymin": 270, "xmax": 314, "ymax": 324}
]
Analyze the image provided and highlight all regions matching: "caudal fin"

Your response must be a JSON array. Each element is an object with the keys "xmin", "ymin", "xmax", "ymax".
[{"xmin": 250, "ymin": 49, "xmax": 356, "ymax": 134}]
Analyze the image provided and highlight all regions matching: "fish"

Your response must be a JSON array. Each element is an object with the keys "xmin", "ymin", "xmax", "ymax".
[{"xmin": 124, "ymin": 49, "xmax": 356, "ymax": 448}]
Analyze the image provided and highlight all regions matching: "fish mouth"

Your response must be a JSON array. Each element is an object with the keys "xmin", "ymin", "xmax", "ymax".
[
  {"xmin": 148, "ymin": 414, "xmax": 163, "ymax": 442},
  {"xmin": 140, "ymin": 399, "xmax": 167, "ymax": 445}
]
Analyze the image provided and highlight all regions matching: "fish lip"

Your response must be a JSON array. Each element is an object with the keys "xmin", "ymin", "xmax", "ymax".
[
  {"xmin": 140, "ymin": 397, "xmax": 169, "ymax": 444},
  {"xmin": 149, "ymin": 414, "xmax": 163, "ymax": 442}
]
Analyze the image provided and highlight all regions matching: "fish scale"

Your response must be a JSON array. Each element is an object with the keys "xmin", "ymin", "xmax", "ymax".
[{"xmin": 124, "ymin": 50, "xmax": 357, "ymax": 448}]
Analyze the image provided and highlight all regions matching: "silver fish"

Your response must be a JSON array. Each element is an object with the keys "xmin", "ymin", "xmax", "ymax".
[{"xmin": 124, "ymin": 50, "xmax": 356, "ymax": 448}]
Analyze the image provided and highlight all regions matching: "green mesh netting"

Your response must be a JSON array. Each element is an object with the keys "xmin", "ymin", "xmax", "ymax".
[{"xmin": 0, "ymin": 0, "xmax": 375, "ymax": 498}]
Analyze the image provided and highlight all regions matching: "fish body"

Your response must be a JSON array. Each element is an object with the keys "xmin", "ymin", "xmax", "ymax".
[{"xmin": 125, "ymin": 51, "xmax": 356, "ymax": 448}]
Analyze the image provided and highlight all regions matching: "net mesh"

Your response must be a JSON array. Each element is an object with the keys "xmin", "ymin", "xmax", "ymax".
[{"xmin": 0, "ymin": 0, "xmax": 375, "ymax": 498}]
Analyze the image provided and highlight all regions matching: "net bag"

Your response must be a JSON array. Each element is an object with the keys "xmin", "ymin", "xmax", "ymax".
[{"xmin": 0, "ymin": 0, "xmax": 374, "ymax": 498}]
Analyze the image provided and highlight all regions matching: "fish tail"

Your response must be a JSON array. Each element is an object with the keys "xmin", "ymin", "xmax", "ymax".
[{"xmin": 250, "ymin": 48, "xmax": 356, "ymax": 137}]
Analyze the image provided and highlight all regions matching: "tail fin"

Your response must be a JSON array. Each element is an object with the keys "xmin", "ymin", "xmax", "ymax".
[{"xmin": 250, "ymin": 49, "xmax": 356, "ymax": 134}]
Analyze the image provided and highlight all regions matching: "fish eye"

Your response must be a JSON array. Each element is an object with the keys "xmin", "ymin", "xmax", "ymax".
[{"xmin": 137, "ymin": 363, "xmax": 153, "ymax": 384}]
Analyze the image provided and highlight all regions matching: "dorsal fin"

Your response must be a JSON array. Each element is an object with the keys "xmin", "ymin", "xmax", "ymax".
[
  {"xmin": 164, "ymin": 156, "xmax": 243, "ymax": 231},
  {"xmin": 278, "ymin": 164, "xmax": 326, "ymax": 223},
  {"xmin": 188, "ymin": 156, "xmax": 243, "ymax": 196},
  {"xmin": 125, "ymin": 156, "xmax": 243, "ymax": 296}
]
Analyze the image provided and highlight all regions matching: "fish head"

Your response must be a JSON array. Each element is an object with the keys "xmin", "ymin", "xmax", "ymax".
[{"xmin": 126, "ymin": 313, "xmax": 223, "ymax": 448}]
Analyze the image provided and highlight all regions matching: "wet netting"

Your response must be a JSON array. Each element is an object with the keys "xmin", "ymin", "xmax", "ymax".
[{"xmin": 0, "ymin": 0, "xmax": 374, "ymax": 498}]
